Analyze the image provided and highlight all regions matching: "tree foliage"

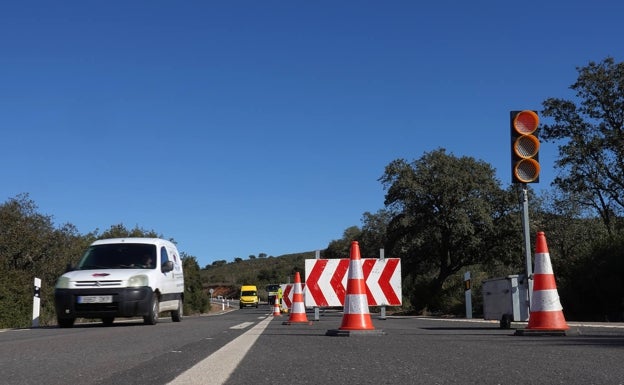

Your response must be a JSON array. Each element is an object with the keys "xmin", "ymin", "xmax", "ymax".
[
  {"xmin": 97, "ymin": 224, "xmax": 162, "ymax": 239},
  {"xmin": 0, "ymin": 194, "xmax": 89, "ymax": 327},
  {"xmin": 182, "ymin": 254, "xmax": 210, "ymax": 314},
  {"xmin": 541, "ymin": 57, "xmax": 624, "ymax": 234},
  {"xmin": 359, "ymin": 210, "xmax": 392, "ymax": 258},
  {"xmin": 379, "ymin": 149, "xmax": 521, "ymax": 311},
  {"xmin": 557, "ymin": 236, "xmax": 624, "ymax": 321},
  {"xmin": 0, "ymin": 194, "xmax": 58, "ymax": 271},
  {"xmin": 324, "ymin": 226, "xmax": 362, "ymax": 259},
  {"xmin": 324, "ymin": 211, "xmax": 392, "ymax": 260},
  {"xmin": 533, "ymin": 189, "xmax": 605, "ymax": 281}
]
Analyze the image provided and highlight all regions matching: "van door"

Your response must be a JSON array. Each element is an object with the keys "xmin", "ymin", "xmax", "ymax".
[{"xmin": 160, "ymin": 246, "xmax": 176, "ymax": 295}]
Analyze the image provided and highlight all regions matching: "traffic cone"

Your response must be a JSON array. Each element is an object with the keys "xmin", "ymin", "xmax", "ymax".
[
  {"xmin": 282, "ymin": 272, "xmax": 311, "ymax": 325},
  {"xmin": 327, "ymin": 241, "xmax": 384, "ymax": 336},
  {"xmin": 340, "ymin": 241, "xmax": 375, "ymax": 330},
  {"xmin": 272, "ymin": 295, "xmax": 281, "ymax": 317},
  {"xmin": 515, "ymin": 231, "xmax": 569, "ymax": 336}
]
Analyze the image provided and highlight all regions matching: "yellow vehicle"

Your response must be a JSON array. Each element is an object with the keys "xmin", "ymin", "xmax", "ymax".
[
  {"xmin": 266, "ymin": 284, "xmax": 281, "ymax": 307},
  {"xmin": 239, "ymin": 285, "xmax": 259, "ymax": 309}
]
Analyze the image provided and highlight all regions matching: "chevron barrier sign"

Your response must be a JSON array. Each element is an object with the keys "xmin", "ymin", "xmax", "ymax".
[
  {"xmin": 304, "ymin": 258, "xmax": 402, "ymax": 307},
  {"xmin": 280, "ymin": 283, "xmax": 305, "ymax": 310}
]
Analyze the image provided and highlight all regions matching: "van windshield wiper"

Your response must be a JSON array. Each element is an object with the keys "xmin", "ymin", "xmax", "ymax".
[{"xmin": 78, "ymin": 264, "xmax": 110, "ymax": 270}]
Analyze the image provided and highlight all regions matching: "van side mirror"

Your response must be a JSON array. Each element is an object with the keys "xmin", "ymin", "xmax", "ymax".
[{"xmin": 161, "ymin": 260, "xmax": 174, "ymax": 273}]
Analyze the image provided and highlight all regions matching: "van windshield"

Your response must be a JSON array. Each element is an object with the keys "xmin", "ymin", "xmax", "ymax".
[
  {"xmin": 241, "ymin": 291, "xmax": 256, "ymax": 296},
  {"xmin": 266, "ymin": 284, "xmax": 280, "ymax": 292},
  {"xmin": 77, "ymin": 243, "xmax": 157, "ymax": 270}
]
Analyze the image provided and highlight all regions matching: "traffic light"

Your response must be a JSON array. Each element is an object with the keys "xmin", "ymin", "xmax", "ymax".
[{"xmin": 510, "ymin": 110, "xmax": 540, "ymax": 183}]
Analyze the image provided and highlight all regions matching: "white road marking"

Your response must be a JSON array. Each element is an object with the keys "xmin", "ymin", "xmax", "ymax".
[
  {"xmin": 168, "ymin": 316, "xmax": 272, "ymax": 385},
  {"xmin": 229, "ymin": 322, "xmax": 254, "ymax": 329}
]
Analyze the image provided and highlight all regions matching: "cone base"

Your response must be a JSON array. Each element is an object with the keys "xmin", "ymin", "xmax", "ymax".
[
  {"xmin": 339, "ymin": 325, "xmax": 375, "ymax": 331},
  {"xmin": 527, "ymin": 311, "xmax": 569, "ymax": 331},
  {"xmin": 514, "ymin": 329, "xmax": 566, "ymax": 336},
  {"xmin": 339, "ymin": 314, "xmax": 375, "ymax": 331},
  {"xmin": 286, "ymin": 314, "xmax": 309, "ymax": 323},
  {"xmin": 326, "ymin": 329, "xmax": 385, "ymax": 337}
]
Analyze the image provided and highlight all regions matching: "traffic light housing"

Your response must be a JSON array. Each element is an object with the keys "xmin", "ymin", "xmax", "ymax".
[{"xmin": 510, "ymin": 110, "xmax": 540, "ymax": 183}]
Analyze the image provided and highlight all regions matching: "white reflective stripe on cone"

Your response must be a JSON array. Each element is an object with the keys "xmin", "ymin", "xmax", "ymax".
[
  {"xmin": 291, "ymin": 302, "xmax": 306, "ymax": 313},
  {"xmin": 534, "ymin": 252, "xmax": 554, "ymax": 274},
  {"xmin": 348, "ymin": 259, "xmax": 364, "ymax": 279},
  {"xmin": 344, "ymin": 294, "xmax": 370, "ymax": 314},
  {"xmin": 530, "ymin": 289, "xmax": 563, "ymax": 312}
]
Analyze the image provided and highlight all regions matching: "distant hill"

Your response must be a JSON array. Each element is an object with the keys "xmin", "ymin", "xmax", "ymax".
[{"xmin": 200, "ymin": 251, "xmax": 316, "ymax": 301}]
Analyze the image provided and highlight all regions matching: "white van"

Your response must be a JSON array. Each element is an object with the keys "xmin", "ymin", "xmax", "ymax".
[{"xmin": 54, "ymin": 238, "xmax": 185, "ymax": 328}]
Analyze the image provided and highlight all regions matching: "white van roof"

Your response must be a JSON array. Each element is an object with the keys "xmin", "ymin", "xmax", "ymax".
[{"xmin": 91, "ymin": 238, "xmax": 177, "ymax": 248}]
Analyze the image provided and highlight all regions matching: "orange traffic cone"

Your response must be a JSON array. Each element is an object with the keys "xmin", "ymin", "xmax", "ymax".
[
  {"xmin": 282, "ymin": 272, "xmax": 311, "ymax": 325},
  {"xmin": 327, "ymin": 241, "xmax": 384, "ymax": 336},
  {"xmin": 272, "ymin": 295, "xmax": 281, "ymax": 317},
  {"xmin": 516, "ymin": 231, "xmax": 569, "ymax": 336}
]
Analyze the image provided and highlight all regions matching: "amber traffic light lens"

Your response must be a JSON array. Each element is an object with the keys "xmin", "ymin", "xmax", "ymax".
[{"xmin": 513, "ymin": 110, "xmax": 539, "ymax": 135}]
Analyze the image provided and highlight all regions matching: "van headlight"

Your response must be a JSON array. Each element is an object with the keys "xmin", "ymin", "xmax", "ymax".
[
  {"xmin": 128, "ymin": 274, "xmax": 148, "ymax": 287},
  {"xmin": 55, "ymin": 276, "xmax": 71, "ymax": 289}
]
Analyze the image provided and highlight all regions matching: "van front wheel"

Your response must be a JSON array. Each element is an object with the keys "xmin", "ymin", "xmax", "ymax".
[{"xmin": 144, "ymin": 296, "xmax": 159, "ymax": 325}]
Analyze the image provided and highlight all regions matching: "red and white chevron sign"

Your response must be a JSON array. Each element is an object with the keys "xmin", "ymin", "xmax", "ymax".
[
  {"xmin": 280, "ymin": 283, "xmax": 306, "ymax": 310},
  {"xmin": 304, "ymin": 258, "xmax": 401, "ymax": 307}
]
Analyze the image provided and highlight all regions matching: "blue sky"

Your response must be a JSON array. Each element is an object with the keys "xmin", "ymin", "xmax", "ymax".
[{"xmin": 1, "ymin": 1, "xmax": 621, "ymax": 267}]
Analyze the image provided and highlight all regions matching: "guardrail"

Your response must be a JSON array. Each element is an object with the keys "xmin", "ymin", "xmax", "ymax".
[{"xmin": 212, "ymin": 298, "xmax": 237, "ymax": 311}]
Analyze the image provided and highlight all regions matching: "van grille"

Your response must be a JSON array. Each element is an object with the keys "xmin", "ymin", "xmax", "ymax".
[{"xmin": 75, "ymin": 280, "xmax": 123, "ymax": 288}]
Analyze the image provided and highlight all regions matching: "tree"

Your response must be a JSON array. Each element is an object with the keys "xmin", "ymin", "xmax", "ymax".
[
  {"xmin": 360, "ymin": 210, "xmax": 392, "ymax": 258},
  {"xmin": 182, "ymin": 254, "xmax": 210, "ymax": 314},
  {"xmin": 379, "ymin": 149, "xmax": 519, "ymax": 312},
  {"xmin": 541, "ymin": 57, "xmax": 624, "ymax": 234},
  {"xmin": 210, "ymin": 260, "xmax": 227, "ymax": 267},
  {"xmin": 0, "ymin": 194, "xmax": 57, "ymax": 271},
  {"xmin": 97, "ymin": 224, "xmax": 163, "ymax": 239},
  {"xmin": 534, "ymin": 189, "xmax": 604, "ymax": 274},
  {"xmin": 324, "ymin": 226, "xmax": 362, "ymax": 259},
  {"xmin": 557, "ymin": 236, "xmax": 624, "ymax": 321},
  {"xmin": 325, "ymin": 211, "xmax": 393, "ymax": 259},
  {"xmin": 0, "ymin": 194, "xmax": 90, "ymax": 327}
]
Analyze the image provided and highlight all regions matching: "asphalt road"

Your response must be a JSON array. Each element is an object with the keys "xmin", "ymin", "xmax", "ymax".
[{"xmin": 1, "ymin": 306, "xmax": 623, "ymax": 385}]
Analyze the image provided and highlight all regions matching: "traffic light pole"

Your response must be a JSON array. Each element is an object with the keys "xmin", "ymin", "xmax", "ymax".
[
  {"xmin": 521, "ymin": 184, "xmax": 533, "ymax": 313},
  {"xmin": 510, "ymin": 109, "xmax": 539, "ymax": 317}
]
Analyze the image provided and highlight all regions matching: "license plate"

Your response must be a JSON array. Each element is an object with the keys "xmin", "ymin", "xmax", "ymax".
[{"xmin": 77, "ymin": 295, "xmax": 113, "ymax": 304}]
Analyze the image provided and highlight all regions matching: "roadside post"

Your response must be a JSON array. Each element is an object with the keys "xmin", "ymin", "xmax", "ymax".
[
  {"xmin": 314, "ymin": 250, "xmax": 321, "ymax": 321},
  {"xmin": 32, "ymin": 277, "xmax": 41, "ymax": 327},
  {"xmin": 379, "ymin": 249, "xmax": 386, "ymax": 320},
  {"xmin": 464, "ymin": 271, "xmax": 472, "ymax": 319}
]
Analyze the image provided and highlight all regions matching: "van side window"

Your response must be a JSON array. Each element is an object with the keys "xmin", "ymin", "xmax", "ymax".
[{"xmin": 161, "ymin": 247, "xmax": 169, "ymax": 265}]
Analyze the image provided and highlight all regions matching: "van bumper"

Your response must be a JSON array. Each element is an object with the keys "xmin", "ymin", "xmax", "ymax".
[
  {"xmin": 54, "ymin": 287, "xmax": 154, "ymax": 320},
  {"xmin": 240, "ymin": 299, "xmax": 259, "ymax": 308}
]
